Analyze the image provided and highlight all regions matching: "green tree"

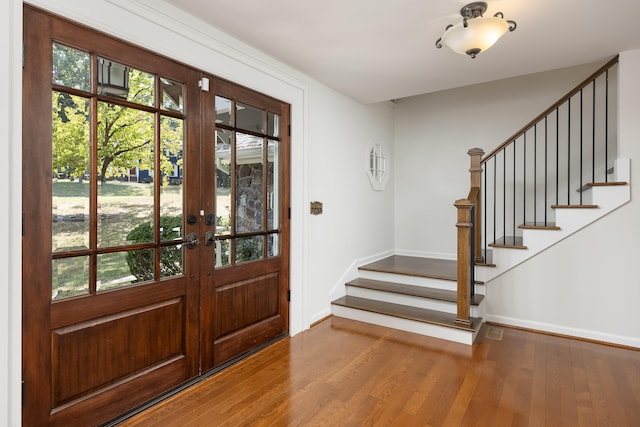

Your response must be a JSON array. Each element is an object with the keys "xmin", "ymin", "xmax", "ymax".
[{"xmin": 52, "ymin": 51, "xmax": 183, "ymax": 184}]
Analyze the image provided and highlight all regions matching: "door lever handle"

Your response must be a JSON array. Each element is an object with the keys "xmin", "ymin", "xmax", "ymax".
[
  {"xmin": 205, "ymin": 231, "xmax": 215, "ymax": 247},
  {"xmin": 184, "ymin": 232, "xmax": 200, "ymax": 249}
]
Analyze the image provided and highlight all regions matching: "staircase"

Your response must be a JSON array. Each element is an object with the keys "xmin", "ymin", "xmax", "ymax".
[
  {"xmin": 331, "ymin": 57, "xmax": 626, "ymax": 346},
  {"xmin": 331, "ymin": 256, "xmax": 485, "ymax": 345}
]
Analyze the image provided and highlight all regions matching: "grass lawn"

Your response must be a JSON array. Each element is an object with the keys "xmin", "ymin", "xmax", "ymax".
[{"xmin": 52, "ymin": 180, "xmax": 183, "ymax": 299}]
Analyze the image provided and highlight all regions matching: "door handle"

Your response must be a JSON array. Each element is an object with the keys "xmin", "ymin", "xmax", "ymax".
[
  {"xmin": 184, "ymin": 232, "xmax": 200, "ymax": 249},
  {"xmin": 205, "ymin": 231, "xmax": 215, "ymax": 247}
]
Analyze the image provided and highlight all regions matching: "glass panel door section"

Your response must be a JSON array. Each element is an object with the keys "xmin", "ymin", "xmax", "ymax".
[
  {"xmin": 213, "ymin": 96, "xmax": 281, "ymax": 267},
  {"xmin": 51, "ymin": 43, "xmax": 189, "ymax": 298}
]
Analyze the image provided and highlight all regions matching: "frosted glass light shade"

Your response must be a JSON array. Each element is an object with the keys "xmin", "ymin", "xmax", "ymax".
[{"xmin": 441, "ymin": 17, "xmax": 509, "ymax": 56}]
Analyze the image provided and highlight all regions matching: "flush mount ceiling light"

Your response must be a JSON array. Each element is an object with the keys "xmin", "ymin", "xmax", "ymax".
[{"xmin": 435, "ymin": 2, "xmax": 516, "ymax": 59}]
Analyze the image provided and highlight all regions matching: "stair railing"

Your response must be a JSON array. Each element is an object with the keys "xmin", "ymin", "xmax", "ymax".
[
  {"xmin": 456, "ymin": 56, "xmax": 619, "ymax": 320},
  {"xmin": 481, "ymin": 56, "xmax": 617, "ymax": 264}
]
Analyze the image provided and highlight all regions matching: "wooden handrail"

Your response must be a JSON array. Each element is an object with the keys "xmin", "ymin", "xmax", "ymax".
[
  {"xmin": 467, "ymin": 186, "xmax": 479, "ymax": 203},
  {"xmin": 482, "ymin": 55, "xmax": 619, "ymax": 163}
]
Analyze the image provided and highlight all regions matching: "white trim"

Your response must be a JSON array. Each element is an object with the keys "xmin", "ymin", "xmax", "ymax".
[
  {"xmin": 485, "ymin": 314, "xmax": 640, "ymax": 349},
  {"xmin": 394, "ymin": 249, "xmax": 457, "ymax": 260},
  {"xmin": 327, "ymin": 250, "xmax": 394, "ymax": 302},
  {"xmin": 5, "ymin": 1, "xmax": 22, "ymax": 425}
]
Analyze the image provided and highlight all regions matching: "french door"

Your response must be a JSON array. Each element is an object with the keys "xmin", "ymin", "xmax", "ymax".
[{"xmin": 22, "ymin": 6, "xmax": 289, "ymax": 426}]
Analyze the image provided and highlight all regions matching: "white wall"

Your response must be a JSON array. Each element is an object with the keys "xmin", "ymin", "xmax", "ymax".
[
  {"xmin": 6, "ymin": 0, "xmax": 395, "ymax": 423},
  {"xmin": 307, "ymin": 82, "xmax": 395, "ymax": 323},
  {"xmin": 393, "ymin": 62, "xmax": 603, "ymax": 257},
  {"xmin": 3, "ymin": 0, "xmax": 22, "ymax": 425}
]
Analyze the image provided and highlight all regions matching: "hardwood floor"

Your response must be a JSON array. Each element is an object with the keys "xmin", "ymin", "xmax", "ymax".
[{"xmin": 118, "ymin": 317, "xmax": 640, "ymax": 426}]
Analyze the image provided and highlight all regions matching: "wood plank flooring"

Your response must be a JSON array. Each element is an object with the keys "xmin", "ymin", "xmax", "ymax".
[{"xmin": 118, "ymin": 317, "xmax": 640, "ymax": 426}]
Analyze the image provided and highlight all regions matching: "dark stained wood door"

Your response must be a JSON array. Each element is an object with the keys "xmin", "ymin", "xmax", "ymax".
[
  {"xmin": 199, "ymin": 78, "xmax": 291, "ymax": 370},
  {"xmin": 22, "ymin": 6, "xmax": 289, "ymax": 426}
]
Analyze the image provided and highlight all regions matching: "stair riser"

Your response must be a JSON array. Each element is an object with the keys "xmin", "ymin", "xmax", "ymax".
[
  {"xmin": 358, "ymin": 270, "xmax": 485, "ymax": 295},
  {"xmin": 331, "ymin": 305, "xmax": 479, "ymax": 345},
  {"xmin": 346, "ymin": 286, "xmax": 484, "ymax": 317}
]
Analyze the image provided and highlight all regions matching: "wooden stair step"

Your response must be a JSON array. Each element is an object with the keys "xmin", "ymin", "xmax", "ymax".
[
  {"xmin": 518, "ymin": 222, "xmax": 560, "ymax": 230},
  {"xmin": 587, "ymin": 181, "xmax": 628, "ymax": 187},
  {"xmin": 488, "ymin": 236, "xmax": 527, "ymax": 249},
  {"xmin": 359, "ymin": 255, "xmax": 457, "ymax": 281},
  {"xmin": 332, "ymin": 295, "xmax": 482, "ymax": 332},
  {"xmin": 577, "ymin": 181, "xmax": 627, "ymax": 192},
  {"xmin": 346, "ymin": 278, "xmax": 484, "ymax": 306},
  {"xmin": 551, "ymin": 204, "xmax": 598, "ymax": 209}
]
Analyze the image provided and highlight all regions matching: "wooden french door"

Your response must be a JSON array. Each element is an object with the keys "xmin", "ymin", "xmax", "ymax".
[
  {"xmin": 22, "ymin": 6, "xmax": 289, "ymax": 426},
  {"xmin": 199, "ymin": 79, "xmax": 291, "ymax": 371}
]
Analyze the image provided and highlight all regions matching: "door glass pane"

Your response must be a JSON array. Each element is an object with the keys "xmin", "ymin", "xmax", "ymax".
[
  {"xmin": 52, "ymin": 256, "xmax": 89, "ymax": 300},
  {"xmin": 160, "ymin": 116, "xmax": 184, "ymax": 242},
  {"xmin": 215, "ymin": 128, "xmax": 232, "ymax": 235},
  {"xmin": 267, "ymin": 112, "xmax": 280, "ymax": 138},
  {"xmin": 216, "ymin": 238, "xmax": 231, "ymax": 267},
  {"xmin": 267, "ymin": 139, "xmax": 279, "ymax": 230},
  {"xmin": 160, "ymin": 244, "xmax": 184, "ymax": 279},
  {"xmin": 215, "ymin": 96, "xmax": 232, "ymax": 125},
  {"xmin": 97, "ymin": 251, "xmax": 138, "ymax": 291},
  {"xmin": 267, "ymin": 233, "xmax": 279, "ymax": 258},
  {"xmin": 236, "ymin": 102, "xmax": 264, "ymax": 133},
  {"xmin": 52, "ymin": 92, "xmax": 90, "ymax": 252},
  {"xmin": 97, "ymin": 102, "xmax": 154, "ymax": 248},
  {"xmin": 98, "ymin": 58, "xmax": 154, "ymax": 107},
  {"xmin": 160, "ymin": 78, "xmax": 183, "ymax": 113},
  {"xmin": 235, "ymin": 236, "xmax": 264, "ymax": 263},
  {"xmin": 236, "ymin": 133, "xmax": 264, "ymax": 233},
  {"xmin": 53, "ymin": 43, "xmax": 90, "ymax": 91}
]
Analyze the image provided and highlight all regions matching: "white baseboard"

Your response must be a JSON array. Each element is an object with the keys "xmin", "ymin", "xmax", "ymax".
[
  {"xmin": 485, "ymin": 314, "xmax": 640, "ymax": 349},
  {"xmin": 394, "ymin": 249, "xmax": 457, "ymax": 260},
  {"xmin": 327, "ymin": 250, "xmax": 394, "ymax": 301}
]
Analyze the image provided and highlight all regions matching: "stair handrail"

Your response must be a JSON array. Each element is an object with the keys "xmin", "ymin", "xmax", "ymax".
[
  {"xmin": 482, "ymin": 55, "xmax": 619, "ymax": 163},
  {"xmin": 477, "ymin": 55, "xmax": 618, "ymax": 262}
]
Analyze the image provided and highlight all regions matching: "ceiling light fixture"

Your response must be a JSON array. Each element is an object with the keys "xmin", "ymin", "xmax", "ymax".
[{"xmin": 435, "ymin": 2, "xmax": 516, "ymax": 59}]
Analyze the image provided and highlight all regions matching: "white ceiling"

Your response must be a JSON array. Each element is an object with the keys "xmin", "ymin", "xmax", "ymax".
[{"xmin": 164, "ymin": 0, "xmax": 640, "ymax": 104}]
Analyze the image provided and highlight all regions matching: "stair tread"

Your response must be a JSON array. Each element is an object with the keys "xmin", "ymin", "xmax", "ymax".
[
  {"xmin": 551, "ymin": 204, "xmax": 598, "ymax": 209},
  {"xmin": 360, "ymin": 255, "xmax": 457, "ymax": 281},
  {"xmin": 586, "ymin": 181, "xmax": 628, "ymax": 187},
  {"xmin": 518, "ymin": 222, "xmax": 560, "ymax": 230},
  {"xmin": 346, "ymin": 278, "xmax": 484, "ymax": 305},
  {"xmin": 488, "ymin": 236, "xmax": 527, "ymax": 249},
  {"xmin": 332, "ymin": 295, "xmax": 482, "ymax": 332}
]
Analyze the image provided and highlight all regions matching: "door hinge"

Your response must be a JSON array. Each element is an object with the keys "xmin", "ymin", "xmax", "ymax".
[
  {"xmin": 22, "ymin": 213, "xmax": 25, "ymax": 236},
  {"xmin": 22, "ymin": 380, "xmax": 24, "ymax": 406},
  {"xmin": 288, "ymin": 207, "xmax": 291, "ymax": 219},
  {"xmin": 287, "ymin": 289, "xmax": 291, "ymax": 302},
  {"xmin": 199, "ymin": 77, "xmax": 210, "ymax": 92},
  {"xmin": 288, "ymin": 124, "xmax": 291, "ymax": 137}
]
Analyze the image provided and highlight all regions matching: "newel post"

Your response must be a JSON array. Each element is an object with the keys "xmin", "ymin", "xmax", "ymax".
[
  {"xmin": 468, "ymin": 148, "xmax": 485, "ymax": 263},
  {"xmin": 454, "ymin": 198, "xmax": 473, "ymax": 327}
]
